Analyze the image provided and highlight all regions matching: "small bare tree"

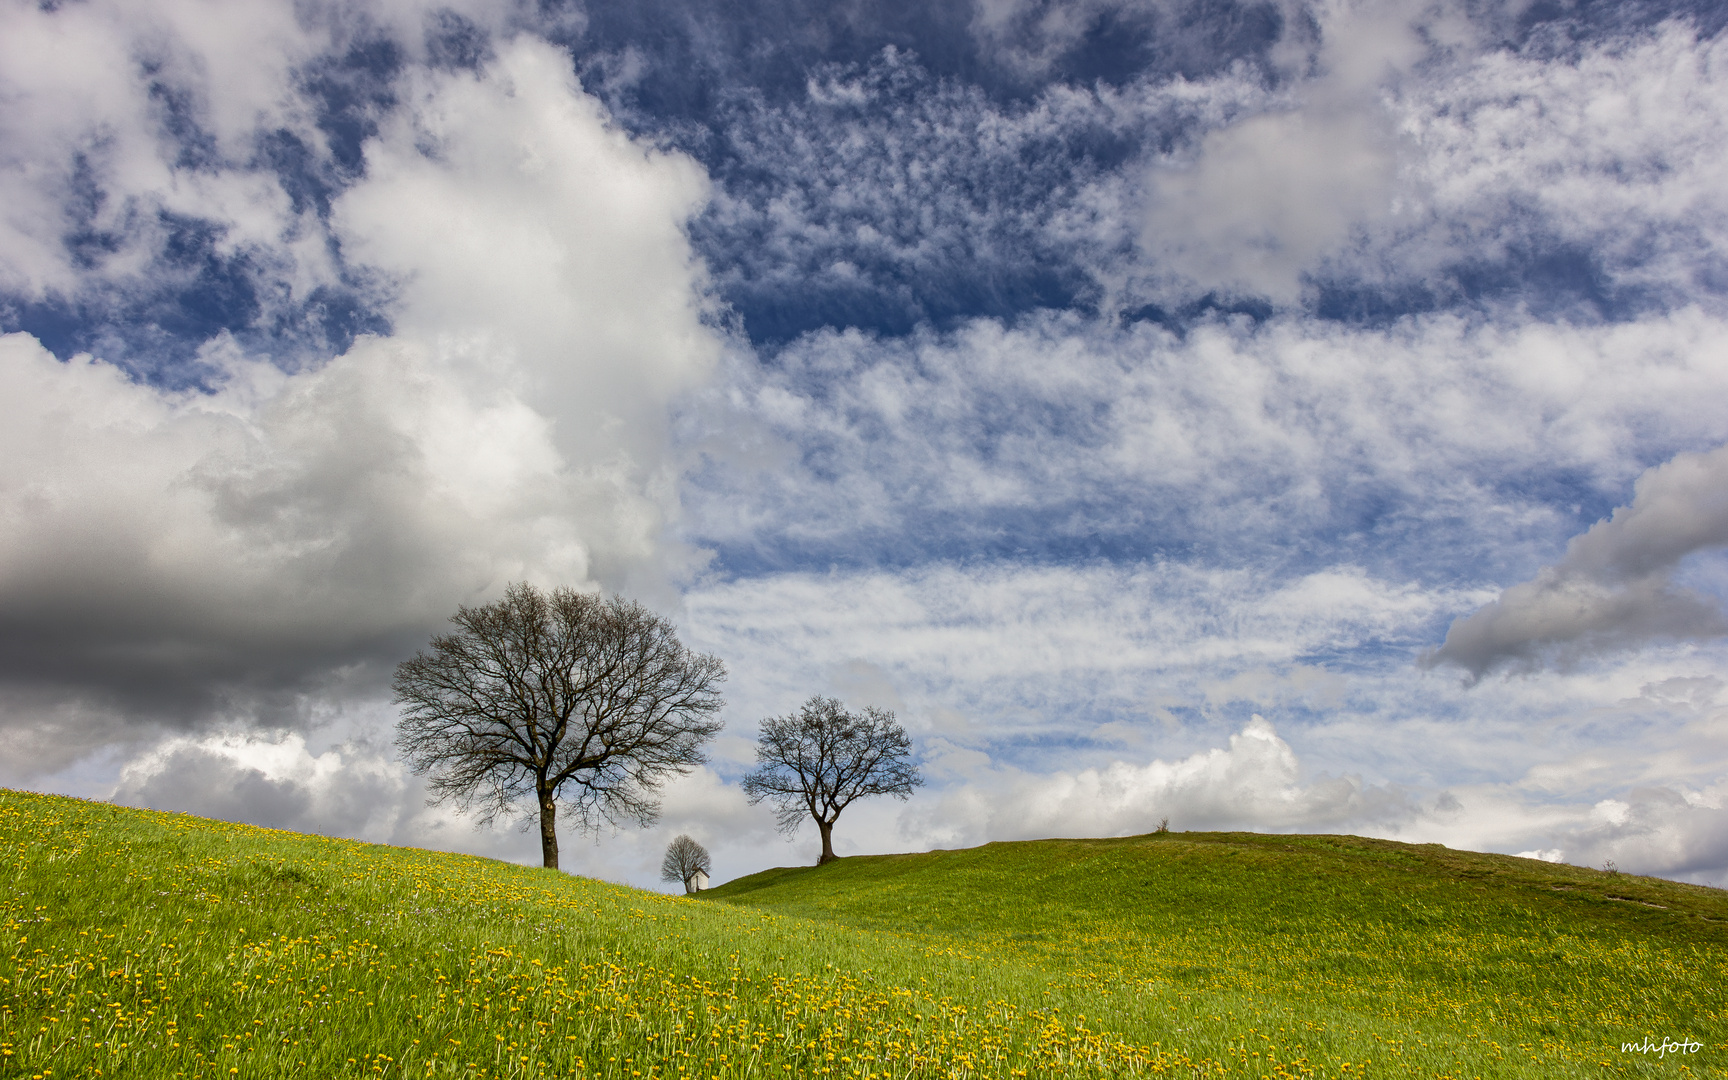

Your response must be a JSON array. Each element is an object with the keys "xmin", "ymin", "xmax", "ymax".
[
  {"xmin": 393, "ymin": 583, "xmax": 726, "ymax": 871},
  {"xmin": 661, "ymin": 834, "xmax": 712, "ymax": 893},
  {"xmin": 742, "ymin": 696, "xmax": 922, "ymax": 865}
]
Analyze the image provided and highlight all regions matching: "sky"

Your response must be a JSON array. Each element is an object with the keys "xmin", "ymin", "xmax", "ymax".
[{"xmin": 4, "ymin": 0, "xmax": 1728, "ymax": 891}]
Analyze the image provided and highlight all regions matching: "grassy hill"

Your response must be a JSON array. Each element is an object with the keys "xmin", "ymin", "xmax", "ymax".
[
  {"xmin": 707, "ymin": 832, "xmax": 1728, "ymax": 1076},
  {"xmin": 3, "ymin": 791, "xmax": 1723, "ymax": 1079}
]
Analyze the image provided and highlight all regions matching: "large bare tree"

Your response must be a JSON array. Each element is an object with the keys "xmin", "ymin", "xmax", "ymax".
[
  {"xmin": 741, "ymin": 696, "xmax": 922, "ymax": 865},
  {"xmin": 393, "ymin": 583, "xmax": 725, "ymax": 870}
]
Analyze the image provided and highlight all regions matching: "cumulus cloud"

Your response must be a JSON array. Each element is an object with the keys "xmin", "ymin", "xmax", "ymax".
[
  {"xmin": 0, "ymin": 0, "xmax": 537, "ymax": 296},
  {"xmin": 1300, "ymin": 672, "xmax": 1728, "ymax": 883},
  {"xmin": 334, "ymin": 38, "xmax": 718, "ymax": 484},
  {"xmin": 676, "ymin": 559, "xmax": 1728, "ymax": 885},
  {"xmin": 112, "ymin": 730, "xmax": 412, "ymax": 843},
  {"xmin": 905, "ymin": 716, "xmax": 1413, "ymax": 847},
  {"xmin": 1143, "ymin": 105, "xmax": 1397, "ymax": 303},
  {"xmin": 106, "ymin": 723, "xmax": 789, "ymax": 887},
  {"xmin": 0, "ymin": 33, "xmax": 726, "ymax": 766},
  {"xmin": 891, "ymin": 691, "xmax": 1728, "ymax": 884},
  {"xmin": 0, "ymin": 6, "xmax": 726, "ymax": 877},
  {"xmin": 1427, "ymin": 443, "xmax": 1728, "ymax": 680},
  {"xmin": 892, "ymin": 699, "xmax": 1728, "ymax": 884}
]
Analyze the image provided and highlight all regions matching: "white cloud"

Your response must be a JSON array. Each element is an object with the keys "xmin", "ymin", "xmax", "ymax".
[
  {"xmin": 103, "ymin": 722, "xmax": 792, "ymax": 888},
  {"xmin": 663, "ymin": 8, "xmax": 1728, "ymax": 339},
  {"xmin": 682, "ymin": 561, "xmax": 1457, "ymax": 755},
  {"xmin": 684, "ymin": 10, "xmax": 1728, "ymax": 327},
  {"xmin": 1132, "ymin": 9, "xmax": 1728, "ymax": 306},
  {"xmin": 0, "ymin": 34, "xmax": 726, "ymax": 757},
  {"xmin": 889, "ymin": 701, "xmax": 1728, "ymax": 884},
  {"xmin": 0, "ymin": 1, "xmax": 599, "ymax": 356},
  {"xmin": 904, "ymin": 715, "xmax": 1413, "ymax": 847},
  {"xmin": 0, "ymin": 0, "xmax": 324, "ymax": 298},
  {"xmin": 1143, "ymin": 105, "xmax": 1398, "ymax": 303},
  {"xmin": 1385, "ymin": 20, "xmax": 1728, "ymax": 303},
  {"xmin": 683, "ymin": 306, "xmax": 1728, "ymax": 569},
  {"xmin": 112, "ymin": 729, "xmax": 413, "ymax": 844},
  {"xmin": 1137, "ymin": 0, "xmax": 1444, "ymax": 301},
  {"xmin": 674, "ymin": 559, "xmax": 1728, "ymax": 885},
  {"xmin": 333, "ymin": 37, "xmax": 720, "ymax": 491},
  {"xmin": 692, "ymin": 43, "xmax": 1273, "ymax": 333},
  {"xmin": 1427, "ymin": 443, "xmax": 1728, "ymax": 680},
  {"xmin": 1381, "ymin": 777, "xmax": 1728, "ymax": 885},
  {"xmin": 1515, "ymin": 848, "xmax": 1564, "ymax": 863}
]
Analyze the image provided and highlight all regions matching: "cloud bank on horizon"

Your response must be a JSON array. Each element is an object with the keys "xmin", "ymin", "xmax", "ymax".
[{"xmin": 4, "ymin": 0, "xmax": 1728, "ymax": 888}]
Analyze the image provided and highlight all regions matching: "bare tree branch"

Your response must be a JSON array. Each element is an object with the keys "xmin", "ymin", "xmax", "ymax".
[
  {"xmin": 393, "ymin": 583, "xmax": 725, "ymax": 870},
  {"xmin": 741, "ymin": 696, "xmax": 921, "ymax": 865}
]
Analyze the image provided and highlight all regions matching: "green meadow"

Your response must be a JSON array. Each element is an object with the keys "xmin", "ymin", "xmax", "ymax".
[{"xmin": 2, "ymin": 789, "xmax": 1722, "ymax": 1079}]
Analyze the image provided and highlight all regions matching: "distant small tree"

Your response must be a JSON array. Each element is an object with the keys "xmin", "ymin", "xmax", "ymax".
[
  {"xmin": 742, "ymin": 696, "xmax": 922, "ymax": 865},
  {"xmin": 661, "ymin": 834, "xmax": 712, "ymax": 893},
  {"xmin": 393, "ymin": 583, "xmax": 726, "ymax": 871}
]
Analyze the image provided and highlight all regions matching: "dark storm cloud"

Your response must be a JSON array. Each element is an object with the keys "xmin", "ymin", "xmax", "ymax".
[{"xmin": 0, "ymin": 328, "xmax": 527, "ymax": 761}]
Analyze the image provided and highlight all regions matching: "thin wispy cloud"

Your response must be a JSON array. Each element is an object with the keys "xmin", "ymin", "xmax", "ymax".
[{"xmin": 681, "ymin": 308, "xmax": 1728, "ymax": 576}]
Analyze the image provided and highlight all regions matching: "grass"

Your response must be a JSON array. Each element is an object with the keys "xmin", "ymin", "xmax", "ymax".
[
  {"xmin": 0, "ymin": 790, "xmax": 1721, "ymax": 1079},
  {"xmin": 707, "ymin": 833, "xmax": 1728, "ymax": 1076}
]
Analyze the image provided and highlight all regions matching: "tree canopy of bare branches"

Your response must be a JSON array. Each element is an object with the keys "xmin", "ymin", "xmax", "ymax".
[
  {"xmin": 660, "ymin": 834, "xmax": 712, "ymax": 893},
  {"xmin": 393, "ymin": 583, "xmax": 725, "ymax": 870},
  {"xmin": 741, "ymin": 695, "xmax": 922, "ymax": 865}
]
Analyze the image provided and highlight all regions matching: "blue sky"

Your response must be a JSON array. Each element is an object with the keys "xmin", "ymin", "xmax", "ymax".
[{"xmin": 4, "ymin": 0, "xmax": 1728, "ymax": 889}]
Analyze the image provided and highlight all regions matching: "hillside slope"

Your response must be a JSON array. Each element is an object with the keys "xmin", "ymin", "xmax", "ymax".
[
  {"xmin": 706, "ymin": 830, "xmax": 1727, "ymax": 948},
  {"xmin": 707, "ymin": 831, "xmax": 1728, "ymax": 1075},
  {"xmin": 2, "ymin": 790, "xmax": 1186, "ymax": 1080},
  {"xmin": 5, "ymin": 792, "xmax": 1723, "ymax": 1078}
]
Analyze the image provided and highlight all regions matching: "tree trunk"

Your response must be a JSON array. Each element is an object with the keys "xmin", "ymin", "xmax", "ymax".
[
  {"xmin": 817, "ymin": 818, "xmax": 836, "ymax": 865},
  {"xmin": 539, "ymin": 794, "xmax": 559, "ymax": 870}
]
